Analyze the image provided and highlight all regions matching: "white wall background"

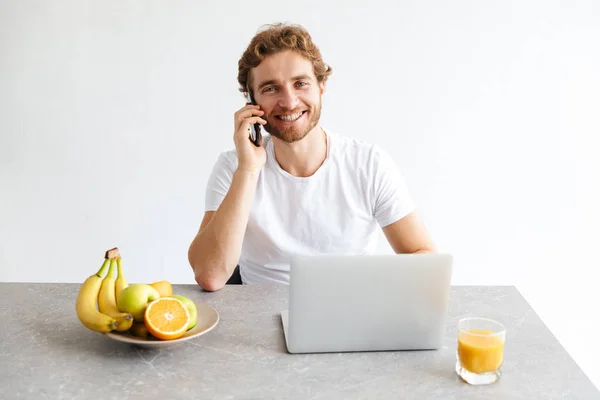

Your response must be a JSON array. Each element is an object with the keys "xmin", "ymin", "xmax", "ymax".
[{"xmin": 1, "ymin": 0, "xmax": 599, "ymax": 389}]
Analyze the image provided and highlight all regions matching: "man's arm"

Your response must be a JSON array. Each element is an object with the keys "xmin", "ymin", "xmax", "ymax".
[
  {"xmin": 188, "ymin": 168, "xmax": 260, "ymax": 291},
  {"xmin": 381, "ymin": 211, "xmax": 437, "ymax": 254},
  {"xmin": 189, "ymin": 103, "xmax": 267, "ymax": 291}
]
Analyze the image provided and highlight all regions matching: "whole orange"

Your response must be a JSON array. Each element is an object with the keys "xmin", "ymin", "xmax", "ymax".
[{"xmin": 149, "ymin": 280, "xmax": 173, "ymax": 297}]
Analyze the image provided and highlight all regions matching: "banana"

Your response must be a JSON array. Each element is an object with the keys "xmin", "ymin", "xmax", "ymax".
[
  {"xmin": 98, "ymin": 258, "xmax": 133, "ymax": 331},
  {"xmin": 75, "ymin": 259, "xmax": 118, "ymax": 333},
  {"xmin": 115, "ymin": 257, "xmax": 128, "ymax": 302}
]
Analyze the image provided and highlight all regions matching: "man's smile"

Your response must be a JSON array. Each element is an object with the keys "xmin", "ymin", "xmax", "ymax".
[{"xmin": 275, "ymin": 111, "xmax": 307, "ymax": 122}]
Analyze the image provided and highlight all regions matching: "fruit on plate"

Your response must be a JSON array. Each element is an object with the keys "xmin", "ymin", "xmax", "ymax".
[
  {"xmin": 170, "ymin": 295, "xmax": 198, "ymax": 330},
  {"xmin": 75, "ymin": 258, "xmax": 118, "ymax": 333},
  {"xmin": 117, "ymin": 283, "xmax": 161, "ymax": 322},
  {"xmin": 76, "ymin": 247, "xmax": 203, "ymax": 341},
  {"xmin": 97, "ymin": 258, "xmax": 133, "ymax": 331},
  {"xmin": 129, "ymin": 322, "xmax": 150, "ymax": 338},
  {"xmin": 149, "ymin": 280, "xmax": 173, "ymax": 297},
  {"xmin": 144, "ymin": 297, "xmax": 191, "ymax": 340}
]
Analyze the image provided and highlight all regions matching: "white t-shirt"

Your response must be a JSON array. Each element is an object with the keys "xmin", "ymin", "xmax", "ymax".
[{"xmin": 204, "ymin": 128, "xmax": 416, "ymax": 284}]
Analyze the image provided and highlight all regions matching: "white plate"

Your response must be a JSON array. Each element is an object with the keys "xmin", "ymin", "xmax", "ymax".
[{"xmin": 104, "ymin": 302, "xmax": 219, "ymax": 348}]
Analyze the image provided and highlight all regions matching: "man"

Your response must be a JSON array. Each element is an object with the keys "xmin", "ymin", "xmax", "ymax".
[{"xmin": 188, "ymin": 23, "xmax": 436, "ymax": 291}]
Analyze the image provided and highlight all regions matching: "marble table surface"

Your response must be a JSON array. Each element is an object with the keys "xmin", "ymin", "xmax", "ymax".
[{"xmin": 0, "ymin": 283, "xmax": 598, "ymax": 399}]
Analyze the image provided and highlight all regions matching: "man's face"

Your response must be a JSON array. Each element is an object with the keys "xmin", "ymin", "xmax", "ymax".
[{"xmin": 250, "ymin": 50, "xmax": 325, "ymax": 143}]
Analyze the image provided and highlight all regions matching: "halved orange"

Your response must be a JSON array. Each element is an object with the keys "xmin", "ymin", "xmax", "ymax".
[{"xmin": 144, "ymin": 297, "xmax": 190, "ymax": 340}]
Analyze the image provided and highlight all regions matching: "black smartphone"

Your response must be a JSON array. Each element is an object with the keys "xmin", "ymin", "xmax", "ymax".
[{"xmin": 248, "ymin": 92, "xmax": 262, "ymax": 147}]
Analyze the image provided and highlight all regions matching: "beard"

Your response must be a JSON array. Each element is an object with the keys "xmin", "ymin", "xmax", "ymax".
[{"xmin": 264, "ymin": 97, "xmax": 322, "ymax": 144}]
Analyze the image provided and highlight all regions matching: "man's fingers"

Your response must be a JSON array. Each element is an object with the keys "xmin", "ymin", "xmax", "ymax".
[
  {"xmin": 247, "ymin": 116, "xmax": 267, "ymax": 125},
  {"xmin": 236, "ymin": 109, "xmax": 264, "ymax": 123},
  {"xmin": 240, "ymin": 117, "xmax": 267, "ymax": 133},
  {"xmin": 235, "ymin": 116, "xmax": 267, "ymax": 140},
  {"xmin": 234, "ymin": 109, "xmax": 264, "ymax": 131},
  {"xmin": 235, "ymin": 104, "xmax": 261, "ymax": 117}
]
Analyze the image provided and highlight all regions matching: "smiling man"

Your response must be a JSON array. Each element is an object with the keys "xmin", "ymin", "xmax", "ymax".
[{"xmin": 188, "ymin": 23, "xmax": 436, "ymax": 291}]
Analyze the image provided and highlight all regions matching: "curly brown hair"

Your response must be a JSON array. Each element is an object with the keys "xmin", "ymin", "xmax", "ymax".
[{"xmin": 237, "ymin": 23, "xmax": 333, "ymax": 97}]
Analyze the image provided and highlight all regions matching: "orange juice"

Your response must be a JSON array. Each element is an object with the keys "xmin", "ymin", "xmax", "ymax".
[{"xmin": 457, "ymin": 329, "xmax": 504, "ymax": 374}]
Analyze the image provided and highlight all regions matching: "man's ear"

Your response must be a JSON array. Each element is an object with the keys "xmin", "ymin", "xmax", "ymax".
[{"xmin": 319, "ymin": 80, "xmax": 326, "ymax": 95}]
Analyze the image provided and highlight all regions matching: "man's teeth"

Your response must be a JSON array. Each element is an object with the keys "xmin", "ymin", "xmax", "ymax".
[{"xmin": 278, "ymin": 112, "xmax": 303, "ymax": 121}]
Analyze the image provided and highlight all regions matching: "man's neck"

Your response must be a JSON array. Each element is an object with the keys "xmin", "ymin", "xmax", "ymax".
[{"xmin": 271, "ymin": 126, "xmax": 328, "ymax": 178}]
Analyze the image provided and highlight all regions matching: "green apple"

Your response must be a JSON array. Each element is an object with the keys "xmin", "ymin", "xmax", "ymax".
[
  {"xmin": 117, "ymin": 283, "xmax": 161, "ymax": 322},
  {"xmin": 170, "ymin": 295, "xmax": 197, "ymax": 330}
]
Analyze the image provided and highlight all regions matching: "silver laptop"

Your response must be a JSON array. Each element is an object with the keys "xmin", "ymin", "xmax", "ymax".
[{"xmin": 281, "ymin": 253, "xmax": 453, "ymax": 354}]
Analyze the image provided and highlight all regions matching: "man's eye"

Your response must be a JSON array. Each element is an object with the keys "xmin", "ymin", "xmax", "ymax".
[
  {"xmin": 263, "ymin": 87, "xmax": 275, "ymax": 93},
  {"xmin": 296, "ymin": 81, "xmax": 308, "ymax": 87}
]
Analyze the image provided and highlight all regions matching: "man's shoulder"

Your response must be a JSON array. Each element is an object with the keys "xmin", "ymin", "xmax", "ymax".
[
  {"xmin": 215, "ymin": 135, "xmax": 274, "ymax": 163},
  {"xmin": 212, "ymin": 148, "xmax": 239, "ymax": 171},
  {"xmin": 327, "ymin": 129, "xmax": 387, "ymax": 161}
]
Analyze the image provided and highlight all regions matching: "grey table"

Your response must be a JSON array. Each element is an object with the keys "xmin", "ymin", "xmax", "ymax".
[{"xmin": 0, "ymin": 284, "xmax": 598, "ymax": 399}]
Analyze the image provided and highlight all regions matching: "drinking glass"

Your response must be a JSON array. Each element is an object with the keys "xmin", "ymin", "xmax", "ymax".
[{"xmin": 456, "ymin": 317, "xmax": 506, "ymax": 385}]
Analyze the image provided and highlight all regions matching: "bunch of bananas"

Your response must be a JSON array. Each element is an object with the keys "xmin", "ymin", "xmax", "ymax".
[{"xmin": 75, "ymin": 247, "xmax": 133, "ymax": 333}]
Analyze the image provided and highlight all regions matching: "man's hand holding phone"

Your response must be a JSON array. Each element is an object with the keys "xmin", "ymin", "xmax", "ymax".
[{"xmin": 233, "ymin": 103, "xmax": 267, "ymax": 172}]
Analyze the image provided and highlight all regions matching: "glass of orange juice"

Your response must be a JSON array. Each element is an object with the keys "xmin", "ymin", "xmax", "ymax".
[{"xmin": 456, "ymin": 317, "xmax": 506, "ymax": 385}]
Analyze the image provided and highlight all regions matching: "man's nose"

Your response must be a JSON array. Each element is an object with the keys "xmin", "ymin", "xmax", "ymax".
[{"xmin": 277, "ymin": 87, "xmax": 300, "ymax": 110}]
